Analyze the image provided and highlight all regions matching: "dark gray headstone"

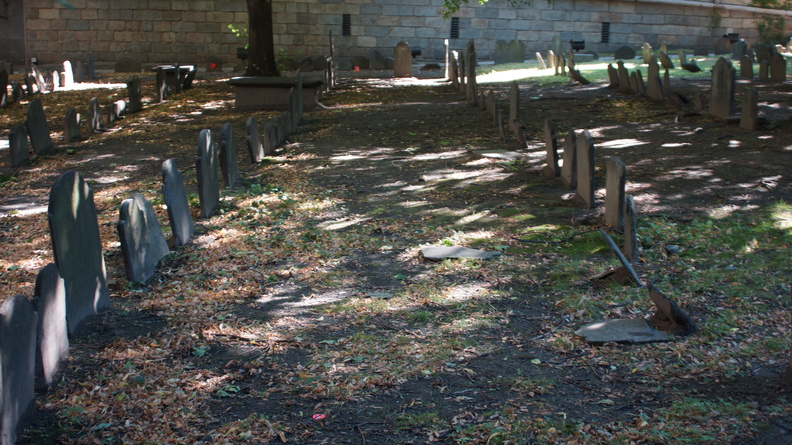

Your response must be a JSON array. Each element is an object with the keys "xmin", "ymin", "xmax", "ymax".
[
  {"xmin": 161, "ymin": 159, "xmax": 195, "ymax": 247},
  {"xmin": 48, "ymin": 171, "xmax": 111, "ymax": 333},
  {"xmin": 181, "ymin": 65, "xmax": 196, "ymax": 90},
  {"xmin": 509, "ymin": 81, "xmax": 519, "ymax": 123},
  {"xmin": 607, "ymin": 64, "xmax": 619, "ymax": 89},
  {"xmin": 731, "ymin": 39, "xmax": 747, "ymax": 60},
  {"xmin": 0, "ymin": 68, "xmax": 7, "ymax": 107},
  {"xmin": 127, "ymin": 76, "xmax": 142, "ymax": 113},
  {"xmin": 740, "ymin": 87, "xmax": 759, "ymax": 131},
  {"xmin": 88, "ymin": 97, "xmax": 103, "ymax": 133},
  {"xmin": 623, "ymin": 195, "xmax": 637, "ymax": 263},
  {"xmin": 62, "ymin": 60, "xmax": 74, "ymax": 89},
  {"xmin": 24, "ymin": 75, "xmax": 35, "ymax": 96},
  {"xmin": 115, "ymin": 56, "xmax": 141, "ymax": 73},
  {"xmin": 574, "ymin": 130, "xmax": 595, "ymax": 209},
  {"xmin": 658, "ymin": 50, "xmax": 674, "ymax": 69},
  {"xmin": 25, "ymin": 98, "xmax": 54, "ymax": 155},
  {"xmin": 641, "ymin": 43, "xmax": 652, "ymax": 64},
  {"xmin": 9, "ymin": 126, "xmax": 30, "ymax": 167},
  {"xmin": 394, "ymin": 41, "xmax": 412, "ymax": 78},
  {"xmin": 246, "ymin": 117, "xmax": 264, "ymax": 163},
  {"xmin": 219, "ymin": 123, "xmax": 239, "ymax": 189},
  {"xmin": 614, "ymin": 46, "xmax": 636, "ymax": 61},
  {"xmin": 64, "ymin": 107, "xmax": 81, "ymax": 143},
  {"xmin": 11, "ymin": 82, "xmax": 24, "ymax": 103},
  {"xmin": 739, "ymin": 55, "xmax": 753, "ymax": 79},
  {"xmin": 33, "ymin": 263, "xmax": 69, "ymax": 391},
  {"xmin": 370, "ymin": 49, "xmax": 386, "ymax": 70},
  {"xmin": 550, "ymin": 35, "xmax": 563, "ymax": 55},
  {"xmin": 714, "ymin": 36, "xmax": 732, "ymax": 55},
  {"xmin": 560, "ymin": 129, "xmax": 577, "ymax": 190},
  {"xmin": 117, "ymin": 193, "xmax": 170, "ymax": 283},
  {"xmin": 74, "ymin": 59, "xmax": 84, "ymax": 83},
  {"xmin": 617, "ymin": 61, "xmax": 630, "ymax": 93},
  {"xmin": 754, "ymin": 43, "xmax": 771, "ymax": 64},
  {"xmin": 758, "ymin": 60, "xmax": 769, "ymax": 81},
  {"xmin": 494, "ymin": 40, "xmax": 525, "ymax": 64},
  {"xmin": 263, "ymin": 122, "xmax": 275, "ymax": 156},
  {"xmin": 604, "ymin": 156, "xmax": 626, "ymax": 228},
  {"xmin": 195, "ymin": 129, "xmax": 219, "ymax": 218},
  {"xmin": 633, "ymin": 70, "xmax": 646, "ymax": 95},
  {"xmin": 646, "ymin": 56, "xmax": 664, "ymax": 102},
  {"xmin": 770, "ymin": 51, "xmax": 786, "ymax": 82},
  {"xmin": 466, "ymin": 40, "xmax": 477, "ymax": 103},
  {"xmin": 709, "ymin": 57, "xmax": 735, "ymax": 119},
  {"xmin": 0, "ymin": 295, "xmax": 37, "ymax": 444},
  {"xmin": 543, "ymin": 119, "xmax": 560, "ymax": 178}
]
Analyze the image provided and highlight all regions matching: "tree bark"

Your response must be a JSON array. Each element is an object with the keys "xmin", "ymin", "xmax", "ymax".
[{"xmin": 245, "ymin": 0, "xmax": 279, "ymax": 77}]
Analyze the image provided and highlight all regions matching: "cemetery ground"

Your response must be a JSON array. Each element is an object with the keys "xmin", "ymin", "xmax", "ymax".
[{"xmin": 1, "ymin": 61, "xmax": 792, "ymax": 444}]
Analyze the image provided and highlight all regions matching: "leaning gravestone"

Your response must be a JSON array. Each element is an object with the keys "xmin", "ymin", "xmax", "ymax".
[
  {"xmin": 195, "ymin": 129, "xmax": 220, "ymax": 218},
  {"xmin": 9, "ymin": 126, "xmax": 30, "ymax": 167},
  {"xmin": 24, "ymin": 75, "xmax": 35, "ymax": 96},
  {"xmin": 0, "ymin": 295, "xmax": 38, "ymax": 445},
  {"xmin": 614, "ymin": 46, "xmax": 636, "ymax": 60},
  {"xmin": 156, "ymin": 69, "xmax": 168, "ymax": 102},
  {"xmin": 543, "ymin": 119, "xmax": 560, "ymax": 178},
  {"xmin": 740, "ymin": 55, "xmax": 753, "ymax": 79},
  {"xmin": 33, "ymin": 263, "xmax": 69, "ymax": 391},
  {"xmin": 623, "ymin": 195, "xmax": 638, "ymax": 263},
  {"xmin": 604, "ymin": 156, "xmax": 626, "ymax": 228},
  {"xmin": 64, "ymin": 107, "xmax": 81, "ymax": 142},
  {"xmin": 246, "ymin": 117, "xmax": 264, "ymax": 163},
  {"xmin": 560, "ymin": 129, "xmax": 577, "ymax": 190},
  {"xmin": 658, "ymin": 50, "xmax": 674, "ymax": 69},
  {"xmin": 709, "ymin": 57, "xmax": 735, "ymax": 119},
  {"xmin": 25, "ymin": 98, "xmax": 54, "ymax": 155},
  {"xmin": 219, "ymin": 123, "xmax": 240, "ymax": 189},
  {"xmin": 731, "ymin": 39, "xmax": 747, "ymax": 60},
  {"xmin": 536, "ymin": 52, "xmax": 547, "ymax": 69},
  {"xmin": 770, "ymin": 50, "xmax": 786, "ymax": 82},
  {"xmin": 127, "ymin": 76, "xmax": 142, "ymax": 113},
  {"xmin": 48, "ymin": 171, "xmax": 111, "ymax": 333},
  {"xmin": 634, "ymin": 70, "xmax": 646, "ymax": 95},
  {"xmin": 740, "ymin": 87, "xmax": 759, "ymax": 131},
  {"xmin": 115, "ymin": 56, "xmax": 141, "ymax": 73},
  {"xmin": 88, "ymin": 97, "xmax": 103, "ymax": 133},
  {"xmin": 574, "ymin": 130, "xmax": 595, "ymax": 209},
  {"xmin": 394, "ymin": 41, "xmax": 412, "ymax": 77},
  {"xmin": 117, "ymin": 193, "xmax": 171, "ymax": 283},
  {"xmin": 161, "ymin": 159, "xmax": 195, "ymax": 247},
  {"xmin": 641, "ymin": 43, "xmax": 652, "ymax": 64}
]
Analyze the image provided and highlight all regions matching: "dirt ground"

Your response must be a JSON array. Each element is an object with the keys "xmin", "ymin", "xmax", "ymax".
[{"xmin": 2, "ymin": 65, "xmax": 792, "ymax": 443}]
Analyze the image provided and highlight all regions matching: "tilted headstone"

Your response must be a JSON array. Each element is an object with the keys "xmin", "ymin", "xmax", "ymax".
[
  {"xmin": 219, "ymin": 123, "xmax": 240, "ymax": 189},
  {"xmin": 117, "ymin": 193, "xmax": 170, "ymax": 283},
  {"xmin": 24, "ymin": 75, "xmax": 35, "ymax": 96},
  {"xmin": 646, "ymin": 283, "xmax": 698, "ymax": 336},
  {"xmin": 740, "ymin": 87, "xmax": 759, "ymax": 131},
  {"xmin": 536, "ymin": 52, "xmax": 547, "ymax": 69},
  {"xmin": 88, "ymin": 97, "xmax": 103, "ymax": 133},
  {"xmin": 614, "ymin": 46, "xmax": 635, "ymax": 60},
  {"xmin": 25, "ymin": 98, "xmax": 54, "ymax": 155},
  {"xmin": 161, "ymin": 159, "xmax": 195, "ymax": 247},
  {"xmin": 574, "ymin": 130, "xmax": 595, "ymax": 209},
  {"xmin": 617, "ymin": 61, "xmax": 630, "ymax": 93},
  {"xmin": 62, "ymin": 60, "xmax": 74, "ymax": 89},
  {"xmin": 0, "ymin": 295, "xmax": 37, "ymax": 445},
  {"xmin": 646, "ymin": 56, "xmax": 664, "ymax": 102},
  {"xmin": 623, "ymin": 195, "xmax": 637, "ymax": 263},
  {"xmin": 64, "ymin": 107, "xmax": 81, "ymax": 143},
  {"xmin": 494, "ymin": 40, "xmax": 525, "ymax": 64},
  {"xmin": 465, "ymin": 40, "xmax": 477, "ymax": 103},
  {"xmin": 560, "ymin": 129, "xmax": 577, "ymax": 190},
  {"xmin": 9, "ymin": 126, "xmax": 30, "ymax": 167},
  {"xmin": 641, "ymin": 43, "xmax": 652, "ymax": 64},
  {"xmin": 394, "ymin": 41, "xmax": 413, "ymax": 77},
  {"xmin": 115, "ymin": 56, "xmax": 141, "ymax": 73},
  {"xmin": 709, "ymin": 57, "xmax": 735, "ymax": 119},
  {"xmin": 48, "ymin": 171, "xmax": 111, "ymax": 333},
  {"xmin": 714, "ymin": 36, "xmax": 732, "ymax": 55},
  {"xmin": 195, "ymin": 129, "xmax": 219, "ymax": 218},
  {"xmin": 127, "ymin": 76, "xmax": 142, "ymax": 113},
  {"xmin": 731, "ymin": 39, "xmax": 747, "ymax": 61},
  {"xmin": 246, "ymin": 117, "xmax": 264, "ymax": 163},
  {"xmin": 628, "ymin": 71, "xmax": 638, "ymax": 94},
  {"xmin": 32, "ymin": 67, "xmax": 47, "ymax": 93},
  {"xmin": 770, "ymin": 50, "xmax": 786, "ymax": 82},
  {"xmin": 543, "ymin": 119, "xmax": 560, "ymax": 178},
  {"xmin": 604, "ymin": 156, "xmax": 626, "ymax": 228},
  {"xmin": 33, "ymin": 263, "xmax": 69, "ymax": 391},
  {"xmin": 658, "ymin": 50, "xmax": 674, "ymax": 69},
  {"xmin": 181, "ymin": 65, "xmax": 197, "ymax": 90},
  {"xmin": 509, "ymin": 82, "xmax": 519, "ymax": 123},
  {"xmin": 607, "ymin": 64, "xmax": 619, "ymax": 89},
  {"xmin": 739, "ymin": 55, "xmax": 753, "ymax": 79}
]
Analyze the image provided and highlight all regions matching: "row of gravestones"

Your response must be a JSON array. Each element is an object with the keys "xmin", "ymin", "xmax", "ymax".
[
  {"xmin": 0, "ymin": 63, "xmax": 75, "ymax": 108},
  {"xmin": 0, "ymin": 74, "xmax": 308, "ymax": 444},
  {"xmin": 446, "ymin": 40, "xmax": 479, "ymax": 104}
]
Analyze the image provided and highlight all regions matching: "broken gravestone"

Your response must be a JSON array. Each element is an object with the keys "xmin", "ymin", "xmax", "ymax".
[
  {"xmin": 117, "ymin": 193, "xmax": 171, "ymax": 283},
  {"xmin": 646, "ymin": 283, "xmax": 699, "ymax": 336}
]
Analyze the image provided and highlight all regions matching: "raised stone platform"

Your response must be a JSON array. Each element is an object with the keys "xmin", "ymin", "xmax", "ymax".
[{"xmin": 227, "ymin": 77, "xmax": 324, "ymax": 111}]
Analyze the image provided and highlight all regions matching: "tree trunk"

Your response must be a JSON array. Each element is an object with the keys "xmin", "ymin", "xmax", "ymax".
[{"xmin": 245, "ymin": 0, "xmax": 279, "ymax": 77}]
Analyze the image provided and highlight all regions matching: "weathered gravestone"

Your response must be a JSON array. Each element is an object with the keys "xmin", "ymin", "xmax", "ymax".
[
  {"xmin": 560, "ymin": 129, "xmax": 577, "ymax": 190},
  {"xmin": 607, "ymin": 64, "xmax": 619, "ymax": 89},
  {"xmin": 32, "ymin": 67, "xmax": 47, "ymax": 94},
  {"xmin": 0, "ymin": 295, "xmax": 37, "ymax": 445},
  {"xmin": 219, "ymin": 123, "xmax": 240, "ymax": 189},
  {"xmin": 370, "ymin": 49, "xmax": 386, "ymax": 70},
  {"xmin": 547, "ymin": 50, "xmax": 556, "ymax": 70},
  {"xmin": 127, "ymin": 76, "xmax": 142, "ymax": 113},
  {"xmin": 48, "ymin": 171, "xmax": 111, "ymax": 333},
  {"xmin": 536, "ymin": 52, "xmax": 547, "ymax": 69},
  {"xmin": 33, "ymin": 263, "xmax": 69, "ymax": 391},
  {"xmin": 161, "ymin": 159, "xmax": 195, "ymax": 247},
  {"xmin": 740, "ymin": 55, "xmax": 753, "ymax": 79},
  {"xmin": 550, "ymin": 35, "xmax": 563, "ymax": 57},
  {"xmin": 115, "ymin": 56, "xmax": 141, "ymax": 73},
  {"xmin": 617, "ymin": 61, "xmax": 630, "ymax": 93},
  {"xmin": 24, "ymin": 75, "xmax": 35, "ymax": 96},
  {"xmin": 496, "ymin": 40, "xmax": 525, "ymax": 64},
  {"xmin": 543, "ymin": 119, "xmax": 560, "ymax": 178},
  {"xmin": 658, "ymin": 50, "xmax": 674, "ymax": 69},
  {"xmin": 262, "ymin": 122, "xmax": 275, "ymax": 156},
  {"xmin": 394, "ymin": 41, "xmax": 413, "ymax": 77},
  {"xmin": 466, "ymin": 40, "xmax": 478, "ymax": 103},
  {"xmin": 758, "ymin": 60, "xmax": 769, "ymax": 81},
  {"xmin": 9, "ymin": 126, "xmax": 30, "ymax": 167},
  {"xmin": 614, "ymin": 46, "xmax": 636, "ymax": 61},
  {"xmin": 646, "ymin": 56, "xmax": 664, "ymax": 102},
  {"xmin": 574, "ymin": 130, "xmax": 595, "ymax": 209},
  {"xmin": 714, "ymin": 36, "xmax": 732, "ymax": 55},
  {"xmin": 509, "ymin": 82, "xmax": 519, "ymax": 123},
  {"xmin": 709, "ymin": 57, "xmax": 736, "ymax": 119},
  {"xmin": 25, "ymin": 98, "xmax": 54, "ymax": 155},
  {"xmin": 623, "ymin": 194, "xmax": 638, "ymax": 263},
  {"xmin": 604, "ymin": 156, "xmax": 626, "ymax": 228},
  {"xmin": 156, "ymin": 69, "xmax": 168, "ymax": 102},
  {"xmin": 510, "ymin": 119, "xmax": 527, "ymax": 148},
  {"xmin": 11, "ymin": 82, "xmax": 24, "ymax": 103},
  {"xmin": 632, "ymin": 70, "xmax": 646, "ymax": 95},
  {"xmin": 754, "ymin": 43, "xmax": 772, "ymax": 64},
  {"xmin": 51, "ymin": 70, "xmax": 60, "ymax": 90},
  {"xmin": 770, "ymin": 50, "xmax": 786, "ymax": 82},
  {"xmin": 246, "ymin": 117, "xmax": 265, "ymax": 163},
  {"xmin": 88, "ymin": 97, "xmax": 103, "ymax": 133},
  {"xmin": 64, "ymin": 107, "xmax": 81, "ymax": 143},
  {"xmin": 117, "ymin": 193, "xmax": 170, "ymax": 283},
  {"xmin": 195, "ymin": 129, "xmax": 220, "ymax": 218},
  {"xmin": 647, "ymin": 283, "xmax": 698, "ymax": 336},
  {"xmin": 449, "ymin": 51, "xmax": 460, "ymax": 89},
  {"xmin": 641, "ymin": 43, "xmax": 653, "ymax": 64},
  {"xmin": 731, "ymin": 39, "xmax": 747, "ymax": 60},
  {"xmin": 740, "ymin": 87, "xmax": 759, "ymax": 131},
  {"xmin": 74, "ymin": 59, "xmax": 84, "ymax": 83},
  {"xmin": 62, "ymin": 60, "xmax": 74, "ymax": 89}
]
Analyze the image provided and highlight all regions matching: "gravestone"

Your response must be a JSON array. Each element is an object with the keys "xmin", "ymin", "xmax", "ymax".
[
  {"xmin": 731, "ymin": 39, "xmax": 747, "ymax": 60},
  {"xmin": 754, "ymin": 44, "xmax": 771, "ymax": 64},
  {"xmin": 394, "ymin": 41, "xmax": 412, "ymax": 77},
  {"xmin": 246, "ymin": 117, "xmax": 264, "ymax": 163},
  {"xmin": 604, "ymin": 156, "xmax": 626, "ymax": 228},
  {"xmin": 422, "ymin": 246, "xmax": 501, "ymax": 260},
  {"xmin": 9, "ymin": 126, "xmax": 30, "ymax": 167},
  {"xmin": 127, "ymin": 76, "xmax": 142, "ymax": 113},
  {"xmin": 206, "ymin": 56, "xmax": 223, "ymax": 73},
  {"xmin": 647, "ymin": 284, "xmax": 698, "ymax": 336},
  {"xmin": 51, "ymin": 70, "xmax": 60, "ymax": 90},
  {"xmin": 117, "ymin": 193, "xmax": 171, "ymax": 283},
  {"xmin": 770, "ymin": 51, "xmax": 786, "ymax": 82},
  {"xmin": 181, "ymin": 65, "xmax": 197, "ymax": 90},
  {"xmin": 263, "ymin": 122, "xmax": 275, "ymax": 156},
  {"xmin": 658, "ymin": 50, "xmax": 674, "ymax": 69},
  {"xmin": 543, "ymin": 119, "xmax": 560, "ymax": 178},
  {"xmin": 88, "ymin": 97, "xmax": 103, "ymax": 133},
  {"xmin": 0, "ymin": 67, "xmax": 7, "ymax": 106},
  {"xmin": 444, "ymin": 39, "xmax": 451, "ymax": 80},
  {"xmin": 511, "ymin": 120, "xmax": 527, "ymax": 148},
  {"xmin": 32, "ymin": 67, "xmax": 47, "ymax": 93},
  {"xmin": 494, "ymin": 40, "xmax": 525, "ymax": 64},
  {"xmin": 48, "ymin": 171, "xmax": 111, "ymax": 333},
  {"xmin": 740, "ymin": 87, "xmax": 758, "ymax": 131},
  {"xmin": 115, "ymin": 56, "xmax": 141, "ymax": 73},
  {"xmin": 641, "ymin": 43, "xmax": 652, "ymax": 64},
  {"xmin": 74, "ymin": 59, "xmax": 84, "ymax": 83},
  {"xmin": 466, "ymin": 40, "xmax": 478, "ymax": 103},
  {"xmin": 709, "ymin": 57, "xmax": 735, "ymax": 119},
  {"xmin": 487, "ymin": 90, "xmax": 496, "ymax": 122},
  {"xmin": 560, "ymin": 129, "xmax": 577, "ymax": 190},
  {"xmin": 547, "ymin": 50, "xmax": 556, "ymax": 69},
  {"xmin": 550, "ymin": 35, "xmax": 563, "ymax": 56},
  {"xmin": 740, "ymin": 55, "xmax": 753, "ymax": 79},
  {"xmin": 536, "ymin": 52, "xmax": 547, "ymax": 69},
  {"xmin": 646, "ymin": 56, "xmax": 664, "ymax": 102},
  {"xmin": 219, "ymin": 123, "xmax": 240, "ymax": 188},
  {"xmin": 11, "ymin": 82, "xmax": 24, "ymax": 103},
  {"xmin": 678, "ymin": 50, "xmax": 687, "ymax": 65},
  {"xmin": 449, "ymin": 51, "xmax": 460, "ymax": 89},
  {"xmin": 195, "ymin": 129, "xmax": 220, "ymax": 218},
  {"xmin": 614, "ymin": 46, "xmax": 636, "ymax": 60},
  {"xmin": 25, "ymin": 98, "xmax": 54, "ymax": 155},
  {"xmin": 62, "ymin": 60, "xmax": 74, "ymax": 89},
  {"xmin": 623, "ymin": 195, "xmax": 637, "ymax": 263},
  {"xmin": 110, "ymin": 100, "xmax": 126, "ymax": 121},
  {"xmin": 509, "ymin": 82, "xmax": 519, "ymax": 123},
  {"xmin": 0, "ymin": 295, "xmax": 37, "ymax": 445},
  {"xmin": 660, "ymin": 42, "xmax": 668, "ymax": 54},
  {"xmin": 574, "ymin": 130, "xmax": 595, "ymax": 209},
  {"xmin": 156, "ymin": 69, "xmax": 168, "ymax": 102},
  {"xmin": 714, "ymin": 36, "xmax": 732, "ymax": 54},
  {"xmin": 758, "ymin": 60, "xmax": 769, "ymax": 81},
  {"xmin": 628, "ymin": 71, "xmax": 638, "ymax": 94},
  {"xmin": 24, "ymin": 75, "xmax": 35, "ymax": 96},
  {"xmin": 161, "ymin": 159, "xmax": 195, "ymax": 247},
  {"xmin": 607, "ymin": 64, "xmax": 619, "ymax": 89},
  {"xmin": 64, "ymin": 107, "xmax": 81, "ymax": 143},
  {"xmin": 33, "ymin": 263, "xmax": 69, "ymax": 391},
  {"xmin": 633, "ymin": 70, "xmax": 646, "ymax": 95},
  {"xmin": 617, "ymin": 61, "xmax": 630, "ymax": 93}
]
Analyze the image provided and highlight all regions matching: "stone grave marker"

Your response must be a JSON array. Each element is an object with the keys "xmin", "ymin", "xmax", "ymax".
[
  {"xmin": 543, "ymin": 119, "xmax": 560, "ymax": 178},
  {"xmin": 607, "ymin": 64, "xmax": 619, "ymax": 89},
  {"xmin": 658, "ymin": 50, "xmax": 674, "ymax": 69},
  {"xmin": 25, "ymin": 98, "xmax": 54, "ymax": 155},
  {"xmin": 0, "ymin": 295, "xmax": 38, "ymax": 445},
  {"xmin": 496, "ymin": 110, "xmax": 506, "ymax": 141},
  {"xmin": 574, "ymin": 130, "xmax": 595, "ymax": 209},
  {"xmin": 74, "ymin": 59, "xmax": 84, "ymax": 83},
  {"xmin": 9, "ymin": 126, "xmax": 30, "ymax": 167},
  {"xmin": 614, "ymin": 46, "xmax": 635, "ymax": 60},
  {"xmin": 547, "ymin": 50, "xmax": 556, "ymax": 69},
  {"xmin": 219, "ymin": 123, "xmax": 240, "ymax": 189},
  {"xmin": 510, "ymin": 120, "xmax": 527, "ymax": 148},
  {"xmin": 714, "ymin": 36, "xmax": 732, "ymax": 54},
  {"xmin": 115, "ymin": 56, "xmax": 141, "ymax": 73},
  {"xmin": 246, "ymin": 117, "xmax": 264, "ymax": 163},
  {"xmin": 536, "ymin": 52, "xmax": 547, "ymax": 69},
  {"xmin": 48, "ymin": 171, "xmax": 111, "ymax": 333},
  {"xmin": 370, "ymin": 49, "xmax": 386, "ymax": 70},
  {"xmin": 444, "ymin": 39, "xmax": 451, "ymax": 79},
  {"xmin": 33, "ymin": 263, "xmax": 69, "ymax": 391},
  {"xmin": 117, "ymin": 193, "xmax": 171, "ymax": 283},
  {"xmin": 740, "ymin": 87, "xmax": 758, "ymax": 131},
  {"xmin": 487, "ymin": 90, "xmax": 496, "ymax": 123},
  {"xmin": 623, "ymin": 195, "xmax": 637, "ymax": 263},
  {"xmin": 754, "ymin": 43, "xmax": 771, "ymax": 64},
  {"xmin": 32, "ymin": 67, "xmax": 47, "ymax": 93},
  {"xmin": 660, "ymin": 42, "xmax": 668, "ymax": 54},
  {"xmin": 567, "ymin": 49, "xmax": 576, "ymax": 70},
  {"xmin": 161, "ymin": 159, "xmax": 195, "ymax": 247},
  {"xmin": 206, "ymin": 56, "xmax": 223, "ymax": 73},
  {"xmin": 466, "ymin": 40, "xmax": 478, "ymax": 103},
  {"xmin": 110, "ymin": 100, "xmax": 126, "ymax": 121},
  {"xmin": 560, "ymin": 129, "xmax": 577, "ymax": 190},
  {"xmin": 576, "ymin": 318, "xmax": 670, "ymax": 344},
  {"xmin": 64, "ymin": 107, "xmax": 81, "ymax": 143},
  {"xmin": 509, "ymin": 82, "xmax": 519, "ymax": 123},
  {"xmin": 709, "ymin": 57, "xmax": 735, "ymax": 119},
  {"xmin": 550, "ymin": 35, "xmax": 563, "ymax": 56},
  {"xmin": 0, "ymin": 67, "xmax": 7, "ymax": 106},
  {"xmin": 758, "ymin": 60, "xmax": 769, "ymax": 81},
  {"xmin": 62, "ymin": 60, "xmax": 74, "ymax": 89},
  {"xmin": 617, "ymin": 61, "xmax": 630, "ymax": 93},
  {"xmin": 632, "ymin": 70, "xmax": 646, "ymax": 95},
  {"xmin": 181, "ymin": 65, "xmax": 197, "ymax": 90},
  {"xmin": 731, "ymin": 39, "xmax": 747, "ymax": 60},
  {"xmin": 641, "ymin": 42, "xmax": 652, "ymax": 64},
  {"xmin": 646, "ymin": 56, "xmax": 664, "ymax": 102},
  {"xmin": 770, "ymin": 50, "xmax": 786, "ymax": 82},
  {"xmin": 156, "ymin": 69, "xmax": 168, "ymax": 102},
  {"xmin": 604, "ymin": 156, "xmax": 626, "ymax": 228},
  {"xmin": 678, "ymin": 50, "xmax": 687, "ymax": 65},
  {"xmin": 449, "ymin": 51, "xmax": 460, "ymax": 89},
  {"xmin": 195, "ymin": 129, "xmax": 219, "ymax": 218},
  {"xmin": 739, "ymin": 55, "xmax": 753, "ymax": 79},
  {"xmin": 263, "ymin": 122, "xmax": 275, "ymax": 156},
  {"xmin": 51, "ymin": 70, "xmax": 60, "ymax": 90},
  {"xmin": 394, "ymin": 41, "xmax": 412, "ymax": 77},
  {"xmin": 127, "ymin": 76, "xmax": 142, "ymax": 113},
  {"xmin": 598, "ymin": 228, "xmax": 643, "ymax": 287},
  {"xmin": 24, "ymin": 75, "xmax": 35, "ymax": 96},
  {"xmin": 88, "ymin": 97, "xmax": 103, "ymax": 133}
]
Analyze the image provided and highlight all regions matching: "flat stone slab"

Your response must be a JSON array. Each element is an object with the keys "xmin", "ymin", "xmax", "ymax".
[
  {"xmin": 227, "ymin": 76, "xmax": 323, "ymax": 111},
  {"xmin": 475, "ymin": 150, "xmax": 526, "ymax": 161},
  {"xmin": 575, "ymin": 318, "xmax": 670, "ymax": 344},
  {"xmin": 421, "ymin": 246, "xmax": 501, "ymax": 261}
]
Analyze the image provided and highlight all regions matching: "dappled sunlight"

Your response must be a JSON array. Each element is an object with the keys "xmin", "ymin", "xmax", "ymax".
[
  {"xmin": 455, "ymin": 210, "xmax": 492, "ymax": 226},
  {"xmin": 408, "ymin": 149, "xmax": 467, "ymax": 160},
  {"xmin": 317, "ymin": 215, "xmax": 373, "ymax": 231},
  {"xmin": 769, "ymin": 202, "xmax": 792, "ymax": 230},
  {"xmin": 597, "ymin": 138, "xmax": 649, "ymax": 149},
  {"xmin": 661, "ymin": 142, "xmax": 693, "ymax": 148}
]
